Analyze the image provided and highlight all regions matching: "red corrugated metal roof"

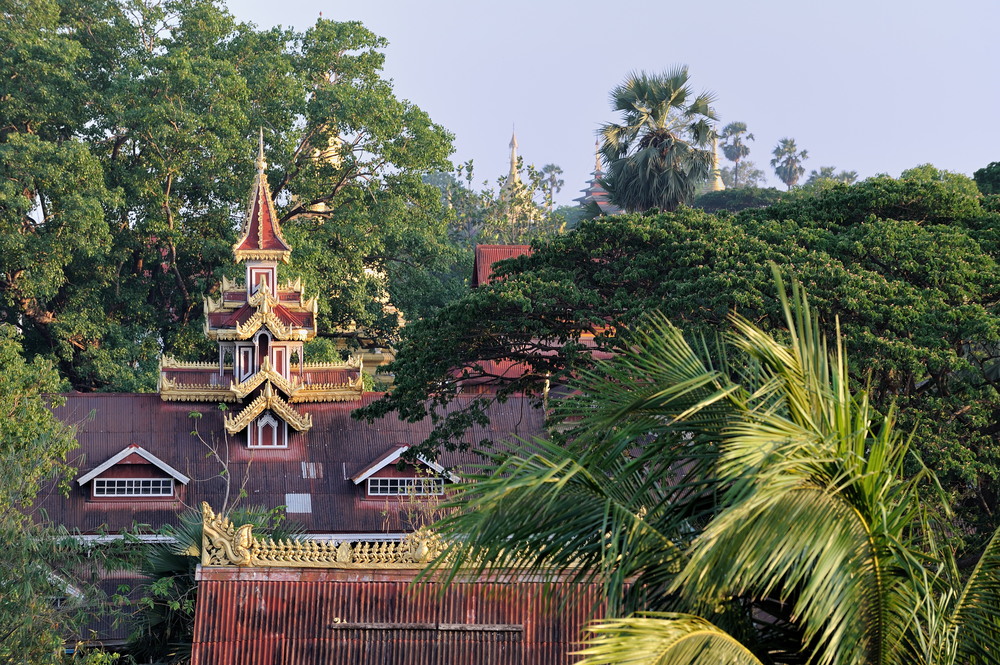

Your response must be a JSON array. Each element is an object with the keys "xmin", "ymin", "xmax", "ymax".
[
  {"xmin": 42, "ymin": 393, "xmax": 545, "ymax": 535},
  {"xmin": 191, "ymin": 567, "xmax": 603, "ymax": 665},
  {"xmin": 472, "ymin": 245, "xmax": 532, "ymax": 287}
]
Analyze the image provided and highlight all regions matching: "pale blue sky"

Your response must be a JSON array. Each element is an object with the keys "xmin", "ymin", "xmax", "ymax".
[{"xmin": 227, "ymin": 0, "xmax": 999, "ymax": 204}]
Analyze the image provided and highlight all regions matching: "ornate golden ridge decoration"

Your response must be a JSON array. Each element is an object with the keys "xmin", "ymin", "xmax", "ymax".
[
  {"xmin": 223, "ymin": 383, "xmax": 313, "ymax": 433},
  {"xmin": 160, "ymin": 356, "xmax": 232, "ymax": 370},
  {"xmin": 247, "ymin": 281, "xmax": 279, "ymax": 310},
  {"xmin": 230, "ymin": 357, "xmax": 301, "ymax": 399},
  {"xmin": 233, "ymin": 309, "xmax": 311, "ymax": 341},
  {"xmin": 159, "ymin": 375, "xmax": 239, "ymax": 403},
  {"xmin": 301, "ymin": 355, "xmax": 363, "ymax": 370},
  {"xmin": 200, "ymin": 502, "xmax": 441, "ymax": 568}
]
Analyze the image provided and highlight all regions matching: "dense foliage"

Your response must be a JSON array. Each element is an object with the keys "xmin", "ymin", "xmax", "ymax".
[
  {"xmin": 359, "ymin": 166, "xmax": 1000, "ymax": 552},
  {"xmin": 0, "ymin": 324, "xmax": 130, "ymax": 663},
  {"xmin": 1, "ymin": 0, "xmax": 457, "ymax": 390},
  {"xmin": 432, "ymin": 284, "xmax": 1000, "ymax": 665}
]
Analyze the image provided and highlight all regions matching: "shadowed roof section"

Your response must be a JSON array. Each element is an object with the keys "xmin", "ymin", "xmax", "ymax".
[{"xmin": 471, "ymin": 244, "xmax": 532, "ymax": 287}]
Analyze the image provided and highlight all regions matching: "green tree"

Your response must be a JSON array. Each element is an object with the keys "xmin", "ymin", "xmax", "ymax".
[
  {"xmin": 358, "ymin": 166, "xmax": 1000, "ymax": 555},
  {"xmin": 770, "ymin": 137, "xmax": 808, "ymax": 189},
  {"xmin": 434, "ymin": 279, "xmax": 1000, "ymax": 665},
  {"xmin": 974, "ymin": 161, "xmax": 1000, "ymax": 195},
  {"xmin": 599, "ymin": 67, "xmax": 717, "ymax": 212},
  {"xmin": 0, "ymin": 324, "xmax": 127, "ymax": 663},
  {"xmin": 539, "ymin": 163, "xmax": 564, "ymax": 212},
  {"xmin": 719, "ymin": 121, "xmax": 754, "ymax": 187},
  {"xmin": 805, "ymin": 165, "xmax": 859, "ymax": 187},
  {"xmin": 1, "ymin": 0, "xmax": 455, "ymax": 388},
  {"xmin": 719, "ymin": 161, "xmax": 766, "ymax": 188}
]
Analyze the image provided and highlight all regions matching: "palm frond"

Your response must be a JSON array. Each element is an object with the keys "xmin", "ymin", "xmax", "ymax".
[
  {"xmin": 952, "ymin": 521, "xmax": 1000, "ymax": 663},
  {"xmin": 576, "ymin": 614, "xmax": 765, "ymax": 665}
]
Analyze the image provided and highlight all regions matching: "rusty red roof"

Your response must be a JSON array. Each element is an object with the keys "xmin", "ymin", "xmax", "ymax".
[
  {"xmin": 41, "ymin": 393, "xmax": 544, "ymax": 535},
  {"xmin": 191, "ymin": 567, "xmax": 603, "ymax": 665},
  {"xmin": 472, "ymin": 245, "xmax": 532, "ymax": 287}
]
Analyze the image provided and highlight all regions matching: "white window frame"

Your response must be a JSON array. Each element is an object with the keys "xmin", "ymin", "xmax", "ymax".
[
  {"xmin": 248, "ymin": 413, "xmax": 287, "ymax": 449},
  {"xmin": 367, "ymin": 477, "xmax": 445, "ymax": 496},
  {"xmin": 93, "ymin": 478, "xmax": 174, "ymax": 498}
]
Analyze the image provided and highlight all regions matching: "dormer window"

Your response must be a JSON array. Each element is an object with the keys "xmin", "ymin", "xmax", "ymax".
[
  {"xmin": 78, "ymin": 445, "xmax": 189, "ymax": 501},
  {"xmin": 367, "ymin": 477, "xmax": 444, "ymax": 496},
  {"xmin": 352, "ymin": 445, "xmax": 460, "ymax": 499},
  {"xmin": 248, "ymin": 412, "xmax": 287, "ymax": 448},
  {"xmin": 93, "ymin": 478, "xmax": 174, "ymax": 497}
]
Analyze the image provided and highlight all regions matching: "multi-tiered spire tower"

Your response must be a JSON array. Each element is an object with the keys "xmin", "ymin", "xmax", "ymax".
[{"xmin": 159, "ymin": 135, "xmax": 364, "ymax": 447}]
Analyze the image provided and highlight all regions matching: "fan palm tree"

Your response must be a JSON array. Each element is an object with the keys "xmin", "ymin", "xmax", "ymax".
[
  {"xmin": 599, "ymin": 67, "xmax": 717, "ymax": 212},
  {"xmin": 771, "ymin": 137, "xmax": 808, "ymax": 189},
  {"xmin": 432, "ymin": 271, "xmax": 1000, "ymax": 665},
  {"xmin": 720, "ymin": 121, "xmax": 754, "ymax": 188}
]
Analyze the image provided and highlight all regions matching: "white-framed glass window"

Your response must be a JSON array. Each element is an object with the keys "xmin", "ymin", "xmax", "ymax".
[
  {"xmin": 367, "ymin": 477, "xmax": 445, "ymax": 496},
  {"xmin": 93, "ymin": 478, "xmax": 174, "ymax": 497}
]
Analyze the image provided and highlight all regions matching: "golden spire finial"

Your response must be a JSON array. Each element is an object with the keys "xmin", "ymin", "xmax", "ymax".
[
  {"xmin": 594, "ymin": 137, "xmax": 601, "ymax": 174},
  {"xmin": 255, "ymin": 127, "xmax": 267, "ymax": 173}
]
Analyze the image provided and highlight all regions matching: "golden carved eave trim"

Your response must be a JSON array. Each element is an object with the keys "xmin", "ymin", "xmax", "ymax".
[
  {"xmin": 223, "ymin": 384, "xmax": 313, "ymax": 433},
  {"xmin": 233, "ymin": 249, "xmax": 291, "ymax": 263},
  {"xmin": 230, "ymin": 358, "xmax": 301, "ymax": 399},
  {"xmin": 159, "ymin": 376, "xmax": 239, "ymax": 402},
  {"xmin": 234, "ymin": 310, "xmax": 313, "ymax": 341},
  {"xmin": 199, "ymin": 502, "xmax": 441, "ymax": 568}
]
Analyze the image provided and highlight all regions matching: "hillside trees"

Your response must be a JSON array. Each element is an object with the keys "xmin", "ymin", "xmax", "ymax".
[
  {"xmin": 718, "ymin": 121, "xmax": 755, "ymax": 188},
  {"xmin": 0, "ymin": 0, "xmax": 455, "ymax": 390},
  {"xmin": 358, "ymin": 167, "xmax": 1000, "ymax": 552}
]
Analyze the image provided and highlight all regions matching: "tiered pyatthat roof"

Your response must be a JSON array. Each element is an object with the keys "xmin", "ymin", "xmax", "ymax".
[
  {"xmin": 203, "ymin": 277, "xmax": 317, "ymax": 342},
  {"xmin": 160, "ymin": 137, "xmax": 365, "ymax": 413},
  {"xmin": 233, "ymin": 135, "xmax": 292, "ymax": 263},
  {"xmin": 575, "ymin": 139, "xmax": 622, "ymax": 215}
]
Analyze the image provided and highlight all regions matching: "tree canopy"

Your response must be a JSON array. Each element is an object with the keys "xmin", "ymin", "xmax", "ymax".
[
  {"xmin": 1, "ymin": 0, "xmax": 457, "ymax": 390},
  {"xmin": 358, "ymin": 166, "xmax": 1000, "ymax": 553},
  {"xmin": 430, "ymin": 282, "xmax": 1000, "ymax": 665},
  {"xmin": 771, "ymin": 137, "xmax": 808, "ymax": 189}
]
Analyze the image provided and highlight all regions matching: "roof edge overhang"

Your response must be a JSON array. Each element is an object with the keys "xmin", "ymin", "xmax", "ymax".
[
  {"xmin": 351, "ymin": 445, "xmax": 461, "ymax": 485},
  {"xmin": 78, "ymin": 445, "xmax": 191, "ymax": 486}
]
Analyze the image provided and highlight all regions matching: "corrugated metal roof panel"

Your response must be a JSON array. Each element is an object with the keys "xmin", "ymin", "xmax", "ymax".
[
  {"xmin": 43, "ymin": 393, "xmax": 545, "ymax": 534},
  {"xmin": 191, "ymin": 568, "xmax": 601, "ymax": 665}
]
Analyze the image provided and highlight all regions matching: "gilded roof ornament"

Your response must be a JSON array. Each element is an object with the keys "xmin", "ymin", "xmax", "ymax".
[{"xmin": 199, "ymin": 502, "xmax": 442, "ymax": 568}]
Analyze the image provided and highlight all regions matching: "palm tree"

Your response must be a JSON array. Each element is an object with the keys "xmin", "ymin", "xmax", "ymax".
[
  {"xmin": 771, "ymin": 137, "xmax": 808, "ymax": 189},
  {"xmin": 432, "ymin": 272, "xmax": 1000, "ymax": 665},
  {"xmin": 599, "ymin": 67, "xmax": 717, "ymax": 212},
  {"xmin": 719, "ymin": 121, "xmax": 754, "ymax": 188},
  {"xmin": 540, "ymin": 163, "xmax": 564, "ymax": 212}
]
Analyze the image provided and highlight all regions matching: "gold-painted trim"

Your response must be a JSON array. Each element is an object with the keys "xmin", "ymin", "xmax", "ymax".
[
  {"xmin": 200, "ymin": 502, "xmax": 441, "ymax": 568},
  {"xmin": 159, "ymin": 376, "xmax": 239, "ymax": 403},
  {"xmin": 230, "ymin": 357, "xmax": 301, "ymax": 399},
  {"xmin": 233, "ymin": 165, "xmax": 292, "ymax": 263},
  {"xmin": 223, "ymin": 383, "xmax": 313, "ymax": 433}
]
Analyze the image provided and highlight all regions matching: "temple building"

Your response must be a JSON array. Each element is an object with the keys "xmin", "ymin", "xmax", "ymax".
[
  {"xmin": 574, "ymin": 140, "xmax": 621, "ymax": 215},
  {"xmin": 40, "ymin": 141, "xmax": 544, "ymax": 539}
]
